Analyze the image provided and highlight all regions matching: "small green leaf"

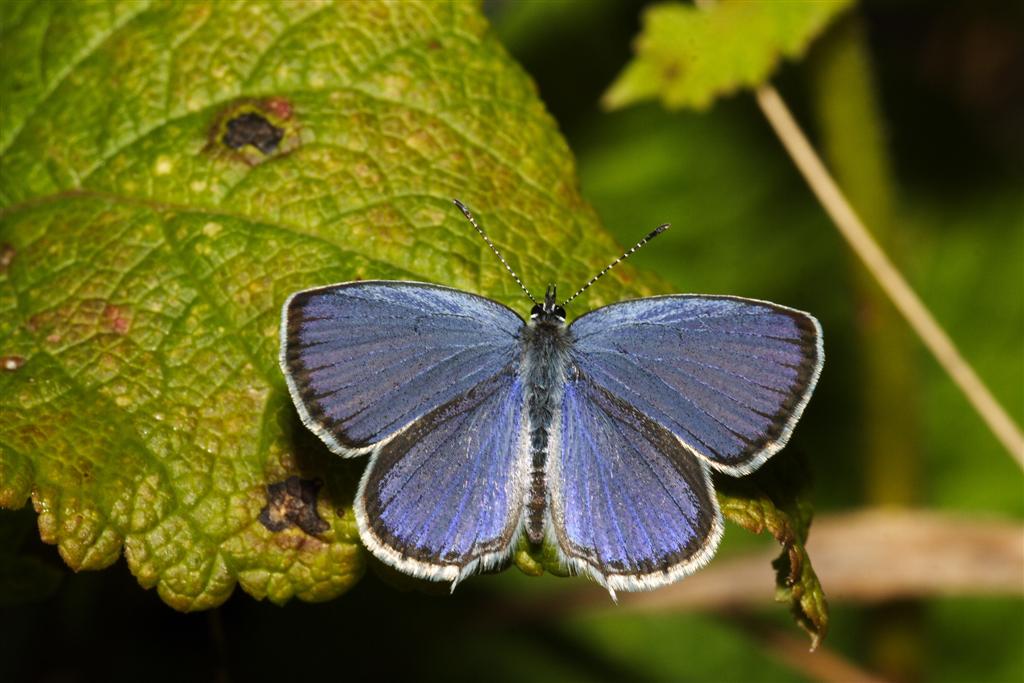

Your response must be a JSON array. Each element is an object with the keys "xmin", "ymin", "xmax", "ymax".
[
  {"xmin": 0, "ymin": 0, "xmax": 661, "ymax": 609},
  {"xmin": 513, "ymin": 535, "xmax": 571, "ymax": 579},
  {"xmin": 603, "ymin": 0, "xmax": 853, "ymax": 111},
  {"xmin": 716, "ymin": 454, "xmax": 829, "ymax": 648}
]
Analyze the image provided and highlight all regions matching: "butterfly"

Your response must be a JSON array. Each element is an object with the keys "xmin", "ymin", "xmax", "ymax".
[{"xmin": 279, "ymin": 200, "xmax": 823, "ymax": 596}]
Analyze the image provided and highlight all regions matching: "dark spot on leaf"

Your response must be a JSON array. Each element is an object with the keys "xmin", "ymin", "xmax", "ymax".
[
  {"xmin": 223, "ymin": 112, "xmax": 284, "ymax": 154},
  {"xmin": 208, "ymin": 100, "xmax": 300, "ymax": 166},
  {"xmin": 662, "ymin": 61, "xmax": 682, "ymax": 81},
  {"xmin": 263, "ymin": 96, "xmax": 293, "ymax": 120},
  {"xmin": 259, "ymin": 476, "xmax": 329, "ymax": 535},
  {"xmin": 0, "ymin": 243, "xmax": 14, "ymax": 273},
  {"xmin": 427, "ymin": 39, "xmax": 441, "ymax": 50},
  {"xmin": 2, "ymin": 356, "xmax": 26, "ymax": 371}
]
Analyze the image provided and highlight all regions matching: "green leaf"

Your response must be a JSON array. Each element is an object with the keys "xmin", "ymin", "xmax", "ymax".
[
  {"xmin": 513, "ymin": 534, "xmax": 571, "ymax": 579},
  {"xmin": 603, "ymin": 0, "xmax": 853, "ymax": 111},
  {"xmin": 0, "ymin": 0, "xmax": 662, "ymax": 609},
  {"xmin": 716, "ymin": 454, "xmax": 829, "ymax": 649}
]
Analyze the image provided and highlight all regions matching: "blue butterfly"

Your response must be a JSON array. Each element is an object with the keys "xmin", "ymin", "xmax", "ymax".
[{"xmin": 280, "ymin": 200, "xmax": 823, "ymax": 596}]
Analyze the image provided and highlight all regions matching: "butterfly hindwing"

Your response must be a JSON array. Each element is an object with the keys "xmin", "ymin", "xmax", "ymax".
[
  {"xmin": 356, "ymin": 368, "xmax": 530, "ymax": 582},
  {"xmin": 280, "ymin": 281, "xmax": 523, "ymax": 455},
  {"xmin": 548, "ymin": 374, "xmax": 723, "ymax": 593},
  {"xmin": 569, "ymin": 295, "xmax": 823, "ymax": 475}
]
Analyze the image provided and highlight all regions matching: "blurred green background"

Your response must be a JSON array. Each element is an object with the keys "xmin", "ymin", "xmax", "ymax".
[{"xmin": 2, "ymin": 1, "xmax": 1021, "ymax": 681}]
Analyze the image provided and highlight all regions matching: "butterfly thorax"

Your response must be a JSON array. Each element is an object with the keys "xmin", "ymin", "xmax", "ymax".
[{"xmin": 521, "ymin": 308, "xmax": 573, "ymax": 545}]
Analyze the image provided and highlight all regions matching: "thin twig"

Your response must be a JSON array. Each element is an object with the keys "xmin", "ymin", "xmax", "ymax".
[
  {"xmin": 496, "ymin": 510, "xmax": 1024, "ymax": 618},
  {"xmin": 618, "ymin": 509, "xmax": 1024, "ymax": 611},
  {"xmin": 754, "ymin": 84, "xmax": 1024, "ymax": 467}
]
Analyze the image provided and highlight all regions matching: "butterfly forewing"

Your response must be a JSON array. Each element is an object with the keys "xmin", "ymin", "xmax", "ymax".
[
  {"xmin": 569, "ymin": 295, "xmax": 823, "ymax": 475},
  {"xmin": 280, "ymin": 281, "xmax": 523, "ymax": 455},
  {"xmin": 548, "ymin": 375, "xmax": 722, "ymax": 593},
  {"xmin": 356, "ymin": 368, "xmax": 530, "ymax": 582}
]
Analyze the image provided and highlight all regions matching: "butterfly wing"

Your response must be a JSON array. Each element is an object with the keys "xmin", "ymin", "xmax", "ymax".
[
  {"xmin": 569, "ymin": 295, "xmax": 823, "ymax": 476},
  {"xmin": 356, "ymin": 367, "xmax": 530, "ymax": 583},
  {"xmin": 280, "ymin": 281, "xmax": 523, "ymax": 455},
  {"xmin": 548, "ymin": 374, "xmax": 722, "ymax": 594}
]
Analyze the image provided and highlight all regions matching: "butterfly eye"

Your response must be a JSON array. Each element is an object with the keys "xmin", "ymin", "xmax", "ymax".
[
  {"xmin": 530, "ymin": 304, "xmax": 544, "ymax": 318},
  {"xmin": 553, "ymin": 305, "xmax": 566, "ymax": 320}
]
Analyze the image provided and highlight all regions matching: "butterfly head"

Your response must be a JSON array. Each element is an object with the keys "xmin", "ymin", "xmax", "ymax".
[{"xmin": 530, "ymin": 284, "xmax": 566, "ymax": 325}]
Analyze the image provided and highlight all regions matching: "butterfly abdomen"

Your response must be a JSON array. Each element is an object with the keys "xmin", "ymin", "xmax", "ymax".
[{"xmin": 521, "ymin": 321, "xmax": 573, "ymax": 545}]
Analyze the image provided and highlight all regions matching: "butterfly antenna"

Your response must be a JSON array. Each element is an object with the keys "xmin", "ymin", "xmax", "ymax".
[
  {"xmin": 561, "ymin": 223, "xmax": 670, "ymax": 307},
  {"xmin": 453, "ymin": 199, "xmax": 538, "ymax": 305}
]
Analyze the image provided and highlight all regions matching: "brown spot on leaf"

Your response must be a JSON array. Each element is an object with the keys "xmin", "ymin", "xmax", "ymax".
[
  {"xmin": 0, "ymin": 244, "xmax": 14, "ymax": 273},
  {"xmin": 223, "ymin": 112, "xmax": 284, "ymax": 154},
  {"xmin": 2, "ymin": 355, "xmax": 26, "ymax": 371},
  {"xmin": 259, "ymin": 476, "xmax": 329, "ymax": 535},
  {"xmin": 263, "ymin": 96, "xmax": 293, "ymax": 120},
  {"xmin": 103, "ymin": 304, "xmax": 131, "ymax": 334}
]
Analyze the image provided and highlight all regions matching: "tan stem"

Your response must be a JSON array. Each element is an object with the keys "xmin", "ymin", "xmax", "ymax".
[
  {"xmin": 754, "ymin": 84, "xmax": 1024, "ymax": 467},
  {"xmin": 615, "ymin": 510, "xmax": 1024, "ymax": 612},
  {"xmin": 497, "ymin": 510, "xmax": 1023, "ymax": 615}
]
